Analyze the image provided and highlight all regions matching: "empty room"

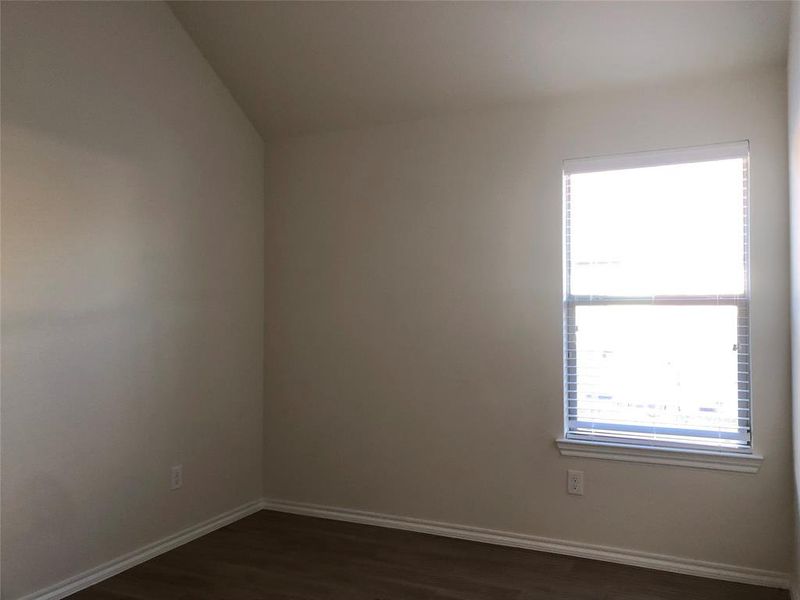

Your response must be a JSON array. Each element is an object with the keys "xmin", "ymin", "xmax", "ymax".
[{"xmin": 3, "ymin": 0, "xmax": 800, "ymax": 598}]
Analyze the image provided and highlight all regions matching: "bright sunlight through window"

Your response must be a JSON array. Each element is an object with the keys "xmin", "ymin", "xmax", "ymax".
[{"xmin": 563, "ymin": 142, "xmax": 751, "ymax": 452}]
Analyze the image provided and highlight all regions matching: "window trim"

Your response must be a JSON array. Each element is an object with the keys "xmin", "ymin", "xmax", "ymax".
[
  {"xmin": 560, "ymin": 141, "xmax": 754, "ymax": 461},
  {"xmin": 555, "ymin": 437, "xmax": 763, "ymax": 473}
]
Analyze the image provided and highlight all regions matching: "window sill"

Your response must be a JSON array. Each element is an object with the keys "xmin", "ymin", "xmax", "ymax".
[{"xmin": 555, "ymin": 438, "xmax": 763, "ymax": 473}]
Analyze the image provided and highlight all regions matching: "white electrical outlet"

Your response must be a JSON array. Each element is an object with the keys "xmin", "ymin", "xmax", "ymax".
[
  {"xmin": 170, "ymin": 464, "xmax": 183, "ymax": 490},
  {"xmin": 567, "ymin": 469, "xmax": 584, "ymax": 495}
]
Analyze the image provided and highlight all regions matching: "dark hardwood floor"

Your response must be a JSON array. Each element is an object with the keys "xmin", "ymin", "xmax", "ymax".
[{"xmin": 71, "ymin": 510, "xmax": 789, "ymax": 600}]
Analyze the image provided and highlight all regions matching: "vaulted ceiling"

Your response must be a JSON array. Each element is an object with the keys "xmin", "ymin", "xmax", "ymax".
[{"xmin": 169, "ymin": 1, "xmax": 791, "ymax": 139}]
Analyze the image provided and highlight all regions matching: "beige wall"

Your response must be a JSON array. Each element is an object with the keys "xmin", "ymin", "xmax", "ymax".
[
  {"xmin": 264, "ymin": 66, "xmax": 793, "ymax": 574},
  {"xmin": 1, "ymin": 2, "xmax": 264, "ymax": 598},
  {"xmin": 789, "ymin": 1, "xmax": 800, "ymax": 593}
]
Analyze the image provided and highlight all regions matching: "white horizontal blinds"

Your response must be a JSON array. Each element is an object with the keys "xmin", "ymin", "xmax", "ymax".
[
  {"xmin": 563, "ymin": 142, "xmax": 751, "ymax": 451},
  {"xmin": 563, "ymin": 141, "xmax": 750, "ymax": 175}
]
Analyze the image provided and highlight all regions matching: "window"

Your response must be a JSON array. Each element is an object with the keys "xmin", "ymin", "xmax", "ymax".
[{"xmin": 562, "ymin": 142, "xmax": 752, "ymax": 456}]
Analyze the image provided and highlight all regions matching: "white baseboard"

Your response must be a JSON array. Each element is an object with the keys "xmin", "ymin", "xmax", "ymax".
[
  {"xmin": 262, "ymin": 497, "xmax": 791, "ymax": 590},
  {"xmin": 17, "ymin": 499, "xmax": 264, "ymax": 600},
  {"xmin": 15, "ymin": 496, "xmax": 792, "ymax": 599}
]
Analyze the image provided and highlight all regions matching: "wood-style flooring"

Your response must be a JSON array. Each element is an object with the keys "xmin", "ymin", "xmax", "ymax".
[{"xmin": 71, "ymin": 510, "xmax": 789, "ymax": 600}]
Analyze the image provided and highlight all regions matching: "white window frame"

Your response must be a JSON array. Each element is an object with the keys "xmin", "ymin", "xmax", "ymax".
[{"xmin": 556, "ymin": 141, "xmax": 762, "ymax": 472}]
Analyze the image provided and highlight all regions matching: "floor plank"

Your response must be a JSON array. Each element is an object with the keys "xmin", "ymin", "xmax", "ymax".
[{"xmin": 70, "ymin": 510, "xmax": 789, "ymax": 600}]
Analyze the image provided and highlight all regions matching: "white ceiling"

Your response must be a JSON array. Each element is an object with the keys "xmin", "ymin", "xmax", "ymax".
[{"xmin": 169, "ymin": 1, "xmax": 791, "ymax": 139}]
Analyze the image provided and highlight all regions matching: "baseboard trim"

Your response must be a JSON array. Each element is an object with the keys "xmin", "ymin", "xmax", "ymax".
[
  {"xmin": 262, "ymin": 497, "xmax": 791, "ymax": 590},
  {"xmin": 17, "ymin": 499, "xmax": 264, "ymax": 600},
  {"xmin": 15, "ymin": 496, "xmax": 792, "ymax": 598}
]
